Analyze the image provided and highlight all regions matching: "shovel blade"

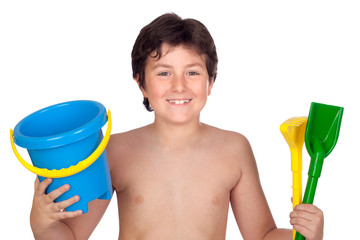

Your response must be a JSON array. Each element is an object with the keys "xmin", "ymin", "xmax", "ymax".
[{"xmin": 305, "ymin": 102, "xmax": 344, "ymax": 158}]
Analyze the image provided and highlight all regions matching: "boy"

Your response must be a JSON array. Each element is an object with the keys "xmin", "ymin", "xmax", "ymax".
[{"xmin": 30, "ymin": 13, "xmax": 324, "ymax": 239}]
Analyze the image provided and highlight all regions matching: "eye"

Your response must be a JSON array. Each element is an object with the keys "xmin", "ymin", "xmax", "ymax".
[
  {"xmin": 158, "ymin": 72, "xmax": 170, "ymax": 76},
  {"xmin": 187, "ymin": 71, "xmax": 199, "ymax": 76}
]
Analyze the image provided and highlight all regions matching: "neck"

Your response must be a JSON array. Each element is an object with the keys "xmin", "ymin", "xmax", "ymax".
[{"xmin": 150, "ymin": 117, "xmax": 204, "ymax": 147}]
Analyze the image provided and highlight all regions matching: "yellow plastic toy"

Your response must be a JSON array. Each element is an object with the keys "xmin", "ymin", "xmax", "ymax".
[{"xmin": 280, "ymin": 117, "xmax": 307, "ymax": 239}]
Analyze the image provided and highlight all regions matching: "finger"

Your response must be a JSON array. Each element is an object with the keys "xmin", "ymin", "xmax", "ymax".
[
  {"xmin": 290, "ymin": 208, "xmax": 315, "ymax": 222},
  {"xmin": 35, "ymin": 178, "xmax": 52, "ymax": 196},
  {"xmin": 34, "ymin": 177, "xmax": 40, "ymax": 190},
  {"xmin": 290, "ymin": 212, "xmax": 313, "ymax": 235},
  {"xmin": 294, "ymin": 203, "xmax": 321, "ymax": 214},
  {"xmin": 292, "ymin": 223, "xmax": 312, "ymax": 239},
  {"xmin": 290, "ymin": 211, "xmax": 312, "ymax": 225},
  {"xmin": 56, "ymin": 209, "xmax": 83, "ymax": 220},
  {"xmin": 52, "ymin": 195, "xmax": 80, "ymax": 212},
  {"xmin": 47, "ymin": 184, "xmax": 70, "ymax": 202}
]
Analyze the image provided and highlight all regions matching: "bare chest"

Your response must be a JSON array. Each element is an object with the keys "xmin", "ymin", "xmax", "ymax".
[
  {"xmin": 113, "ymin": 147, "xmax": 240, "ymax": 238},
  {"xmin": 116, "ymin": 145, "xmax": 240, "ymax": 200}
]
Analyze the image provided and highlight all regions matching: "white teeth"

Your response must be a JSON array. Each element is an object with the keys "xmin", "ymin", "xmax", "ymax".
[{"xmin": 169, "ymin": 99, "xmax": 190, "ymax": 104}]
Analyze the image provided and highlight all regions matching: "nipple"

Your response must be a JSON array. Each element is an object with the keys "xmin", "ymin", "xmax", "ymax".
[
  {"xmin": 211, "ymin": 196, "xmax": 221, "ymax": 206},
  {"xmin": 135, "ymin": 195, "xmax": 144, "ymax": 205}
]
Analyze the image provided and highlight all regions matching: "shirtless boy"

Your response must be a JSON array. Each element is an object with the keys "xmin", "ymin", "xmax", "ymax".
[{"xmin": 30, "ymin": 13, "xmax": 324, "ymax": 240}]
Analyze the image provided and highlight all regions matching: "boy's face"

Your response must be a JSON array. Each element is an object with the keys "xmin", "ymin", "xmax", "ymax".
[{"xmin": 139, "ymin": 43, "xmax": 214, "ymax": 125}]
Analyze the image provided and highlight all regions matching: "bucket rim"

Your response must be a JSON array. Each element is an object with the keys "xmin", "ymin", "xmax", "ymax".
[{"xmin": 13, "ymin": 100, "xmax": 107, "ymax": 149}]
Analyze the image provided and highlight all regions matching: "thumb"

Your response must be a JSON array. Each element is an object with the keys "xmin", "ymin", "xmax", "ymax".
[{"xmin": 34, "ymin": 177, "xmax": 40, "ymax": 190}]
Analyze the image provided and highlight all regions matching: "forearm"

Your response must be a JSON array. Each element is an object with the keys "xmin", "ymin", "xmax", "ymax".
[
  {"xmin": 263, "ymin": 228, "xmax": 292, "ymax": 240},
  {"xmin": 32, "ymin": 221, "xmax": 75, "ymax": 240}
]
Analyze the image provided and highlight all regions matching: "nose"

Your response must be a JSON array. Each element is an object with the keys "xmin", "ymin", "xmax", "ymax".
[{"xmin": 172, "ymin": 74, "xmax": 187, "ymax": 92}]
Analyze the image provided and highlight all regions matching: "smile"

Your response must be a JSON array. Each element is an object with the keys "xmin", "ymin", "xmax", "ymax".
[{"xmin": 167, "ymin": 99, "xmax": 191, "ymax": 105}]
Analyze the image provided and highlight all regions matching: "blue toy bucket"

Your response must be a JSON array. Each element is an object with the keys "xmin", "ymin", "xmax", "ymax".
[{"xmin": 10, "ymin": 100, "xmax": 113, "ymax": 213}]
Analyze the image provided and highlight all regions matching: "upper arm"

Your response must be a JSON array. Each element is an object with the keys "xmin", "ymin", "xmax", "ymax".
[
  {"xmin": 60, "ymin": 134, "xmax": 120, "ymax": 239},
  {"xmin": 230, "ymin": 137, "xmax": 276, "ymax": 239},
  {"xmin": 61, "ymin": 198, "xmax": 113, "ymax": 240}
]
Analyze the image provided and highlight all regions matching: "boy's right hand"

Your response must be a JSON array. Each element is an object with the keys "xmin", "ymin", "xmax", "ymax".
[{"xmin": 30, "ymin": 178, "xmax": 82, "ymax": 235}]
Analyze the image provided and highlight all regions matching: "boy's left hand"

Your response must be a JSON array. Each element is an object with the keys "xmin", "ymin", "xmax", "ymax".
[{"xmin": 290, "ymin": 204, "xmax": 324, "ymax": 240}]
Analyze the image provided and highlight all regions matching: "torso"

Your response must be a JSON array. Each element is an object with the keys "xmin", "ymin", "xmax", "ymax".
[{"xmin": 107, "ymin": 124, "xmax": 245, "ymax": 240}]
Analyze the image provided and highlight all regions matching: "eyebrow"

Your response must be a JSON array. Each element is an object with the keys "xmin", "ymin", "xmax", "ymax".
[
  {"xmin": 152, "ymin": 63, "xmax": 173, "ymax": 69},
  {"xmin": 186, "ymin": 63, "xmax": 205, "ymax": 68},
  {"xmin": 152, "ymin": 63, "xmax": 205, "ymax": 69}
]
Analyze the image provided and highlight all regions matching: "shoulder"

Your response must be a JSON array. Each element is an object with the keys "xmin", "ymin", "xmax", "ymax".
[
  {"xmin": 202, "ymin": 124, "xmax": 256, "ymax": 172},
  {"xmin": 106, "ymin": 125, "xmax": 150, "ymax": 165},
  {"xmin": 106, "ymin": 126, "xmax": 151, "ymax": 191},
  {"xmin": 202, "ymin": 124, "xmax": 257, "ymax": 188},
  {"xmin": 202, "ymin": 124, "xmax": 252, "ymax": 152},
  {"xmin": 108, "ymin": 125, "xmax": 149, "ymax": 149}
]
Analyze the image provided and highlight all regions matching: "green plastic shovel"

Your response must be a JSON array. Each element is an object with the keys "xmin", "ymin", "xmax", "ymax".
[{"xmin": 295, "ymin": 102, "xmax": 344, "ymax": 240}]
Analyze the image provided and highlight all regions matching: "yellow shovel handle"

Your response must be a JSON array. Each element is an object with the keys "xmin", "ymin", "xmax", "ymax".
[
  {"xmin": 10, "ymin": 110, "xmax": 112, "ymax": 178},
  {"xmin": 291, "ymin": 150, "xmax": 302, "ymax": 240}
]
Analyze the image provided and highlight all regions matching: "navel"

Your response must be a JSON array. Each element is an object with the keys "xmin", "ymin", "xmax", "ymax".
[
  {"xmin": 134, "ymin": 195, "xmax": 144, "ymax": 205},
  {"xmin": 211, "ymin": 196, "xmax": 221, "ymax": 206}
]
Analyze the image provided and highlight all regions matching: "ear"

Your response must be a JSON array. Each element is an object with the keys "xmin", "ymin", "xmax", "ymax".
[
  {"xmin": 207, "ymin": 77, "xmax": 215, "ymax": 96},
  {"xmin": 134, "ymin": 73, "xmax": 140, "ymax": 85},
  {"xmin": 135, "ymin": 74, "xmax": 148, "ymax": 98}
]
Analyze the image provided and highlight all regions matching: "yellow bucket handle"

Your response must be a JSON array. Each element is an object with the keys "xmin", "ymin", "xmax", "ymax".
[{"xmin": 10, "ymin": 110, "xmax": 112, "ymax": 178}]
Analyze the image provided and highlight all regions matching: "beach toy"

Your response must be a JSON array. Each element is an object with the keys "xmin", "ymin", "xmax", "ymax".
[
  {"xmin": 295, "ymin": 102, "xmax": 343, "ymax": 240},
  {"xmin": 10, "ymin": 100, "xmax": 113, "ymax": 213},
  {"xmin": 280, "ymin": 116, "xmax": 307, "ymax": 239}
]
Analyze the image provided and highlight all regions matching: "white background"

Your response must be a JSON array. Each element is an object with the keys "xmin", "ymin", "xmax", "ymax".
[{"xmin": 1, "ymin": 0, "xmax": 359, "ymax": 239}]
